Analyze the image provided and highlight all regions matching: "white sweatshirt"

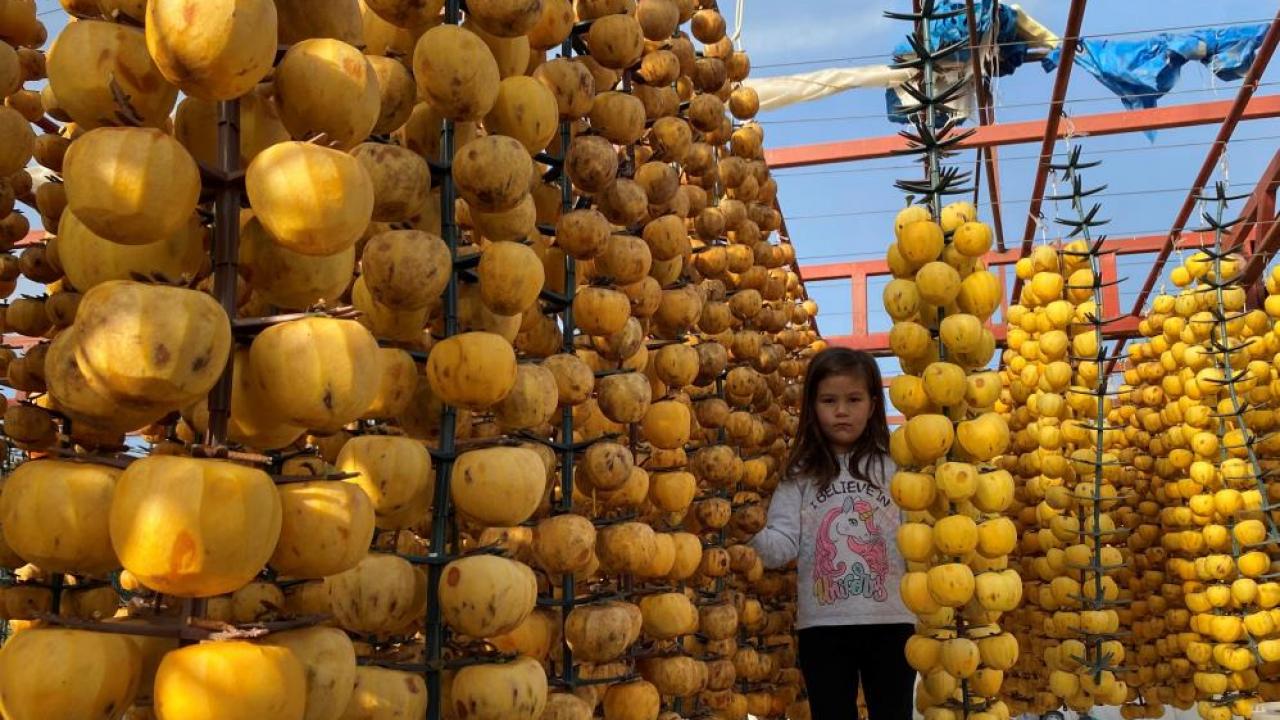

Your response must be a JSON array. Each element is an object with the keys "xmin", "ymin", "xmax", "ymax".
[{"xmin": 750, "ymin": 455, "xmax": 915, "ymax": 630}]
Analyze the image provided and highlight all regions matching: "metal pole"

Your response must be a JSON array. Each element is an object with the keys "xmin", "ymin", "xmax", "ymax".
[
  {"xmin": 204, "ymin": 98, "xmax": 243, "ymax": 448},
  {"xmin": 1010, "ymin": 0, "xmax": 1087, "ymax": 301},
  {"xmin": 555, "ymin": 32, "xmax": 579, "ymax": 692},
  {"xmin": 425, "ymin": 2, "xmax": 462, "ymax": 717}
]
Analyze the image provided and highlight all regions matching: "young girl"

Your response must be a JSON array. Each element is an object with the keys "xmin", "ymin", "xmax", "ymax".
[{"xmin": 749, "ymin": 348, "xmax": 915, "ymax": 720}]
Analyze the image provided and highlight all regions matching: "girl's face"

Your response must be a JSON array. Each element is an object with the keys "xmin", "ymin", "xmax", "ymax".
[{"xmin": 813, "ymin": 372, "xmax": 872, "ymax": 455}]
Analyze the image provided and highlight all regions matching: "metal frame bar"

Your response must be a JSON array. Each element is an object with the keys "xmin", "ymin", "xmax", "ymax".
[
  {"xmin": 762, "ymin": 94, "xmax": 1280, "ymax": 168},
  {"xmin": 1097, "ymin": 148, "xmax": 1280, "ymax": 378},
  {"xmin": 964, "ymin": 0, "xmax": 1007, "ymax": 251},
  {"xmin": 805, "ymin": 231, "xmax": 1203, "ymax": 356},
  {"xmin": 1224, "ymin": 147, "xmax": 1280, "ymax": 300},
  {"xmin": 551, "ymin": 31, "xmax": 580, "ymax": 697},
  {"xmin": 802, "ymin": 230, "xmax": 1203, "ymax": 281},
  {"xmin": 793, "ymin": 167, "xmax": 1279, "ymax": 363},
  {"xmin": 203, "ymin": 99, "xmax": 242, "ymax": 448},
  {"xmin": 828, "ymin": 315, "xmax": 1141, "ymax": 357},
  {"xmin": 1015, "ymin": 0, "xmax": 1088, "ymax": 277},
  {"xmin": 424, "ymin": 3, "xmax": 463, "ymax": 717},
  {"xmin": 1237, "ymin": 151, "xmax": 1280, "ymax": 257}
]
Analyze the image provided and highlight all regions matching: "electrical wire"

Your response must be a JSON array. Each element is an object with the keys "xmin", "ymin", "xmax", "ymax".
[
  {"xmin": 803, "ymin": 248, "xmax": 1262, "ymax": 272},
  {"xmin": 793, "ymin": 217, "xmax": 1279, "ymax": 263},
  {"xmin": 785, "ymin": 180, "xmax": 1257, "ymax": 221},
  {"xmin": 772, "ymin": 133, "xmax": 1280, "ymax": 178},
  {"xmin": 756, "ymin": 84, "xmax": 1280, "ymax": 126},
  {"xmin": 751, "ymin": 17, "xmax": 1276, "ymax": 71},
  {"xmin": 807, "ymin": 256, "xmax": 1236, "ymax": 323}
]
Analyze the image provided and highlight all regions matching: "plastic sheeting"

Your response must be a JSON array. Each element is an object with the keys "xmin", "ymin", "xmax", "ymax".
[
  {"xmin": 885, "ymin": 0, "xmax": 1058, "ymax": 124},
  {"xmin": 886, "ymin": 64, "xmax": 977, "ymax": 125},
  {"xmin": 740, "ymin": 1, "xmax": 1057, "ymax": 117},
  {"xmin": 743, "ymin": 66, "xmax": 913, "ymax": 113},
  {"xmin": 890, "ymin": 0, "xmax": 1036, "ymax": 77},
  {"xmin": 1010, "ymin": 2, "xmax": 1061, "ymax": 55},
  {"xmin": 1042, "ymin": 23, "xmax": 1271, "ymax": 111}
]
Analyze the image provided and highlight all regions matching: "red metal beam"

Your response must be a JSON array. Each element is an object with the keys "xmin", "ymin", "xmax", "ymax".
[
  {"xmin": 1246, "ymin": 215, "xmax": 1280, "ymax": 292},
  {"xmin": 1237, "ymin": 149, "xmax": 1280, "ymax": 293},
  {"xmin": 828, "ymin": 314, "xmax": 1141, "ymax": 357},
  {"xmin": 1, "ymin": 335, "xmax": 41, "ymax": 350},
  {"xmin": 1235, "ymin": 150, "xmax": 1280, "ymax": 258},
  {"xmin": 800, "ymin": 230, "xmax": 1201, "ymax": 283},
  {"xmin": 764, "ymin": 94, "xmax": 1280, "ymax": 169},
  {"xmin": 980, "ymin": 124, "xmax": 1006, "ymax": 253},
  {"xmin": 1255, "ymin": 186, "xmax": 1278, "ymax": 256},
  {"xmin": 805, "ymin": 232, "xmax": 1199, "ymax": 358},
  {"xmin": 1016, "ymin": 0, "xmax": 1087, "ymax": 292},
  {"xmin": 965, "ymin": 0, "xmax": 1007, "ymax": 253},
  {"xmin": 851, "ymin": 267, "xmax": 867, "ymax": 338},
  {"xmin": 1100, "ymin": 251, "xmax": 1121, "ymax": 316},
  {"xmin": 1129, "ymin": 6, "xmax": 1280, "ymax": 318}
]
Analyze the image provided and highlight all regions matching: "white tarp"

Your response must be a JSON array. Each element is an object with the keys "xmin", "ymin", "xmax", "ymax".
[
  {"xmin": 743, "ymin": 65, "xmax": 914, "ymax": 112},
  {"xmin": 742, "ymin": 62, "xmax": 979, "ymax": 119},
  {"xmin": 26, "ymin": 164, "xmax": 55, "ymax": 192}
]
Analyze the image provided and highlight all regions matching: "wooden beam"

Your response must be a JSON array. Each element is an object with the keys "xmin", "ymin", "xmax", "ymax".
[
  {"xmin": 1018, "ymin": 0, "xmax": 1088, "ymax": 285},
  {"xmin": 765, "ymin": 94, "xmax": 1280, "ymax": 169}
]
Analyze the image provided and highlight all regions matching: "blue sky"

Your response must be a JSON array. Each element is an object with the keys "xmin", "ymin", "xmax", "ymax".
[{"xmin": 719, "ymin": 0, "xmax": 1280, "ymax": 340}]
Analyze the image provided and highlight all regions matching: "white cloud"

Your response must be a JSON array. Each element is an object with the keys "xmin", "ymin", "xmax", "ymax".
[{"xmin": 739, "ymin": 5, "xmax": 891, "ymax": 68}]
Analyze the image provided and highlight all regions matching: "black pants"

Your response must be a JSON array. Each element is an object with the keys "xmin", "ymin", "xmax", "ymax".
[{"xmin": 798, "ymin": 623, "xmax": 916, "ymax": 720}]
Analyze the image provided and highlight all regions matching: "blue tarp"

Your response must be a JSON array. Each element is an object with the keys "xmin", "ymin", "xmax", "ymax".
[
  {"xmin": 1042, "ymin": 24, "xmax": 1271, "ymax": 112},
  {"xmin": 886, "ymin": 2, "xmax": 1271, "ymax": 131},
  {"xmin": 886, "ymin": 0, "xmax": 1034, "ymax": 124},
  {"xmin": 890, "ymin": 0, "xmax": 1033, "ymax": 76}
]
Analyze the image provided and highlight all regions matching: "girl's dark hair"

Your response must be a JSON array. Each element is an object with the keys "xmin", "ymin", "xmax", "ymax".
[{"xmin": 786, "ymin": 347, "xmax": 890, "ymax": 490}]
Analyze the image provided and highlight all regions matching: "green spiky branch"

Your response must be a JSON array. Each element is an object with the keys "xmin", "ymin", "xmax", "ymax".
[{"xmin": 1050, "ymin": 147, "xmax": 1129, "ymax": 701}]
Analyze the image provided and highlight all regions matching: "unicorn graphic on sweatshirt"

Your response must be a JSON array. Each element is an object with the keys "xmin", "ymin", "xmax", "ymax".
[{"xmin": 813, "ymin": 496, "xmax": 890, "ymax": 604}]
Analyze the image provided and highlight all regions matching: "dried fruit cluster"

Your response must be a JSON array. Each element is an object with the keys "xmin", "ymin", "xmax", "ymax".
[{"xmin": 0, "ymin": 1, "xmax": 820, "ymax": 720}]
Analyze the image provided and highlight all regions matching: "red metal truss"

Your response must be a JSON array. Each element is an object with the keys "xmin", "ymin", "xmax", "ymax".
[
  {"xmin": 834, "ymin": 315, "xmax": 1141, "ymax": 359},
  {"xmin": 1129, "ymin": 6, "xmax": 1280, "ymax": 318},
  {"xmin": 763, "ymin": 94, "xmax": 1280, "ymax": 169},
  {"xmin": 804, "ymin": 231, "xmax": 1209, "ymax": 356},
  {"xmin": 1236, "ymin": 149, "xmax": 1280, "ymax": 302},
  {"xmin": 762, "ymin": 7, "xmax": 1280, "ymax": 394},
  {"xmin": 1096, "ymin": 151, "xmax": 1280, "ymax": 378}
]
